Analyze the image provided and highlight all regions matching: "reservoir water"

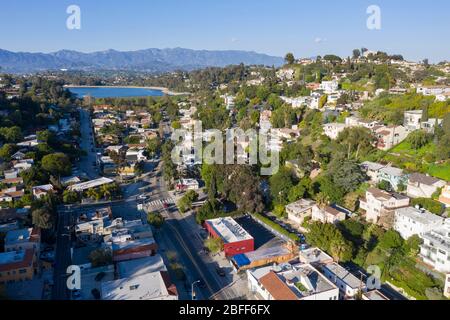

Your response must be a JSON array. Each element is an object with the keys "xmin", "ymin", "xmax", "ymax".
[{"xmin": 67, "ymin": 86, "xmax": 165, "ymax": 98}]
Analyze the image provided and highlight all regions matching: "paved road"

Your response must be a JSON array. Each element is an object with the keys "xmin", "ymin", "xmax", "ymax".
[
  {"xmin": 78, "ymin": 108, "xmax": 99, "ymax": 179},
  {"xmin": 52, "ymin": 206, "xmax": 73, "ymax": 300}
]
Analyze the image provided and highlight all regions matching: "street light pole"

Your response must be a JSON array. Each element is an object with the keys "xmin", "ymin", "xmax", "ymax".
[{"xmin": 191, "ymin": 280, "xmax": 201, "ymax": 300}]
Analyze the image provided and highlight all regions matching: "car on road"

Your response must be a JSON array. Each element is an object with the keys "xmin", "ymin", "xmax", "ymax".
[
  {"xmin": 91, "ymin": 288, "xmax": 101, "ymax": 300},
  {"xmin": 197, "ymin": 280, "xmax": 207, "ymax": 289},
  {"xmin": 72, "ymin": 290, "xmax": 82, "ymax": 300},
  {"xmin": 95, "ymin": 272, "xmax": 106, "ymax": 282},
  {"xmin": 216, "ymin": 267, "xmax": 226, "ymax": 277},
  {"xmin": 138, "ymin": 195, "xmax": 148, "ymax": 200},
  {"xmin": 163, "ymin": 203, "xmax": 169, "ymax": 209}
]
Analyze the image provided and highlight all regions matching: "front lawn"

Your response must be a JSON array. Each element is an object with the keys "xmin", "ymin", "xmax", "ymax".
[{"xmin": 427, "ymin": 162, "xmax": 450, "ymax": 181}]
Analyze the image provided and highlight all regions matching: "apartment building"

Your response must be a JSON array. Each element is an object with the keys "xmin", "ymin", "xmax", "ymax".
[
  {"xmin": 394, "ymin": 207, "xmax": 445, "ymax": 240},
  {"xmin": 360, "ymin": 188, "xmax": 410, "ymax": 228},
  {"xmin": 420, "ymin": 219, "xmax": 450, "ymax": 273},
  {"xmin": 4, "ymin": 227, "xmax": 41, "ymax": 259},
  {"xmin": 0, "ymin": 249, "xmax": 35, "ymax": 285}
]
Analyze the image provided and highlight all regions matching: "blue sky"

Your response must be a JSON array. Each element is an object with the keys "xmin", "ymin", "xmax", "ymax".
[{"xmin": 0, "ymin": 0, "xmax": 449, "ymax": 62}]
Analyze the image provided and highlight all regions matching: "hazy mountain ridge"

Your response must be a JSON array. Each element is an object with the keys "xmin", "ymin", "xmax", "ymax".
[{"xmin": 0, "ymin": 48, "xmax": 284, "ymax": 73}]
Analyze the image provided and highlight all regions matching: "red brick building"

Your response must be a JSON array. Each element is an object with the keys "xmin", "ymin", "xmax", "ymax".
[{"xmin": 205, "ymin": 217, "xmax": 254, "ymax": 257}]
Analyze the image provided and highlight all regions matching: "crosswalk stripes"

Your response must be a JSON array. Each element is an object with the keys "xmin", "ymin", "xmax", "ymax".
[{"xmin": 146, "ymin": 198, "xmax": 175, "ymax": 207}]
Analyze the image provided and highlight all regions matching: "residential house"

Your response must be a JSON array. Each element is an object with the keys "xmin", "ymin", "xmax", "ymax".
[
  {"xmin": 259, "ymin": 110, "xmax": 272, "ymax": 133},
  {"xmin": 0, "ymin": 186, "xmax": 24, "ymax": 203},
  {"xmin": 377, "ymin": 166, "xmax": 408, "ymax": 191},
  {"xmin": 417, "ymin": 85, "xmax": 450, "ymax": 96},
  {"xmin": 322, "ymin": 262, "xmax": 366, "ymax": 299},
  {"xmin": 247, "ymin": 263, "xmax": 339, "ymax": 301},
  {"xmin": 420, "ymin": 219, "xmax": 450, "ymax": 273},
  {"xmin": 360, "ymin": 161, "xmax": 386, "ymax": 183},
  {"xmin": 311, "ymin": 205, "xmax": 347, "ymax": 225},
  {"xmin": 319, "ymin": 80, "xmax": 339, "ymax": 94},
  {"xmin": 3, "ymin": 169, "xmax": 19, "ymax": 180},
  {"xmin": 345, "ymin": 116, "xmax": 381, "ymax": 130},
  {"xmin": 439, "ymin": 183, "xmax": 450, "ymax": 207},
  {"xmin": 404, "ymin": 110, "xmax": 423, "ymax": 131},
  {"xmin": 32, "ymin": 184, "xmax": 54, "ymax": 199},
  {"xmin": 322, "ymin": 123, "xmax": 346, "ymax": 140},
  {"xmin": 406, "ymin": 173, "xmax": 446, "ymax": 199},
  {"xmin": 175, "ymin": 179, "xmax": 200, "ymax": 191},
  {"xmin": 298, "ymin": 248, "xmax": 334, "ymax": 267},
  {"xmin": 360, "ymin": 188, "xmax": 410, "ymax": 228},
  {"xmin": 286, "ymin": 199, "xmax": 316, "ymax": 225},
  {"xmin": 374, "ymin": 125, "xmax": 408, "ymax": 151},
  {"xmin": 11, "ymin": 151, "xmax": 26, "ymax": 161},
  {"xmin": 394, "ymin": 206, "xmax": 445, "ymax": 240}
]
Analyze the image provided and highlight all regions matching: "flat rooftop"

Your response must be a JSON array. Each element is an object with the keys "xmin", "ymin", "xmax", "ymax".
[
  {"xmin": 101, "ymin": 272, "xmax": 176, "ymax": 300},
  {"xmin": 323, "ymin": 262, "xmax": 362, "ymax": 289},
  {"xmin": 0, "ymin": 250, "xmax": 25, "ymax": 265},
  {"xmin": 286, "ymin": 199, "xmax": 316, "ymax": 213},
  {"xmin": 5, "ymin": 228, "xmax": 33, "ymax": 245},
  {"xmin": 118, "ymin": 255, "xmax": 167, "ymax": 278},
  {"xmin": 299, "ymin": 247, "xmax": 334, "ymax": 265},
  {"xmin": 68, "ymin": 177, "xmax": 114, "ymax": 192},
  {"xmin": 396, "ymin": 207, "xmax": 444, "ymax": 225},
  {"xmin": 206, "ymin": 217, "xmax": 253, "ymax": 243},
  {"xmin": 112, "ymin": 238, "xmax": 156, "ymax": 251}
]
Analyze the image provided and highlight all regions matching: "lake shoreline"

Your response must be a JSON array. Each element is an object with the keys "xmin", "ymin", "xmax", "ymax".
[{"xmin": 64, "ymin": 85, "xmax": 190, "ymax": 96}]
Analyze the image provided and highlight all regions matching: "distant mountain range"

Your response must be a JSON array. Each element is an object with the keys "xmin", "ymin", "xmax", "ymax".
[{"xmin": 0, "ymin": 48, "xmax": 284, "ymax": 74}]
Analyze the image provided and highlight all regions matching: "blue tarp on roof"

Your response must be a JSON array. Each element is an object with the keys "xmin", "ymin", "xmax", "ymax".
[{"xmin": 232, "ymin": 254, "xmax": 251, "ymax": 268}]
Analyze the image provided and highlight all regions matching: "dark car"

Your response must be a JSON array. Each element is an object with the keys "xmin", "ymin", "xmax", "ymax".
[
  {"xmin": 91, "ymin": 288, "xmax": 101, "ymax": 300},
  {"xmin": 95, "ymin": 272, "xmax": 106, "ymax": 282},
  {"xmin": 216, "ymin": 267, "xmax": 226, "ymax": 277},
  {"xmin": 197, "ymin": 280, "xmax": 207, "ymax": 289}
]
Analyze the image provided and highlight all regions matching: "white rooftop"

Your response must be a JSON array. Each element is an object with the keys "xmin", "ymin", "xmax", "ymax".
[
  {"xmin": 68, "ymin": 177, "xmax": 114, "ymax": 192},
  {"xmin": 118, "ymin": 255, "xmax": 167, "ymax": 278},
  {"xmin": 396, "ymin": 207, "xmax": 445, "ymax": 225},
  {"xmin": 206, "ymin": 217, "xmax": 253, "ymax": 243},
  {"xmin": 101, "ymin": 272, "xmax": 176, "ymax": 300},
  {"xmin": 286, "ymin": 199, "xmax": 316, "ymax": 213},
  {"xmin": 323, "ymin": 262, "xmax": 363, "ymax": 289}
]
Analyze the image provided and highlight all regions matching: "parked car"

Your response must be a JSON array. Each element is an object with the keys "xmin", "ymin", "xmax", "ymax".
[
  {"xmin": 91, "ymin": 288, "xmax": 101, "ymax": 300},
  {"xmin": 95, "ymin": 272, "xmax": 106, "ymax": 282},
  {"xmin": 216, "ymin": 267, "xmax": 226, "ymax": 277},
  {"xmin": 197, "ymin": 280, "xmax": 207, "ymax": 289},
  {"xmin": 72, "ymin": 290, "xmax": 82, "ymax": 300}
]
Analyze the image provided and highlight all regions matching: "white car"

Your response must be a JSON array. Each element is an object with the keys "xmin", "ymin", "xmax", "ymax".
[{"xmin": 138, "ymin": 195, "xmax": 148, "ymax": 200}]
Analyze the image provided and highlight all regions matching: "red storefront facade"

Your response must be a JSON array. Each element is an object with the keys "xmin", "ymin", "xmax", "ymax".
[{"xmin": 205, "ymin": 218, "xmax": 254, "ymax": 257}]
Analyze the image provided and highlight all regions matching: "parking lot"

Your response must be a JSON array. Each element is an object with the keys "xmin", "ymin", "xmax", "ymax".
[{"xmin": 234, "ymin": 215, "xmax": 276, "ymax": 249}]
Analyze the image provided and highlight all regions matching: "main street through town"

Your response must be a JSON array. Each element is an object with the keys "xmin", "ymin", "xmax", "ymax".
[{"xmin": 53, "ymin": 109, "xmax": 241, "ymax": 300}]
